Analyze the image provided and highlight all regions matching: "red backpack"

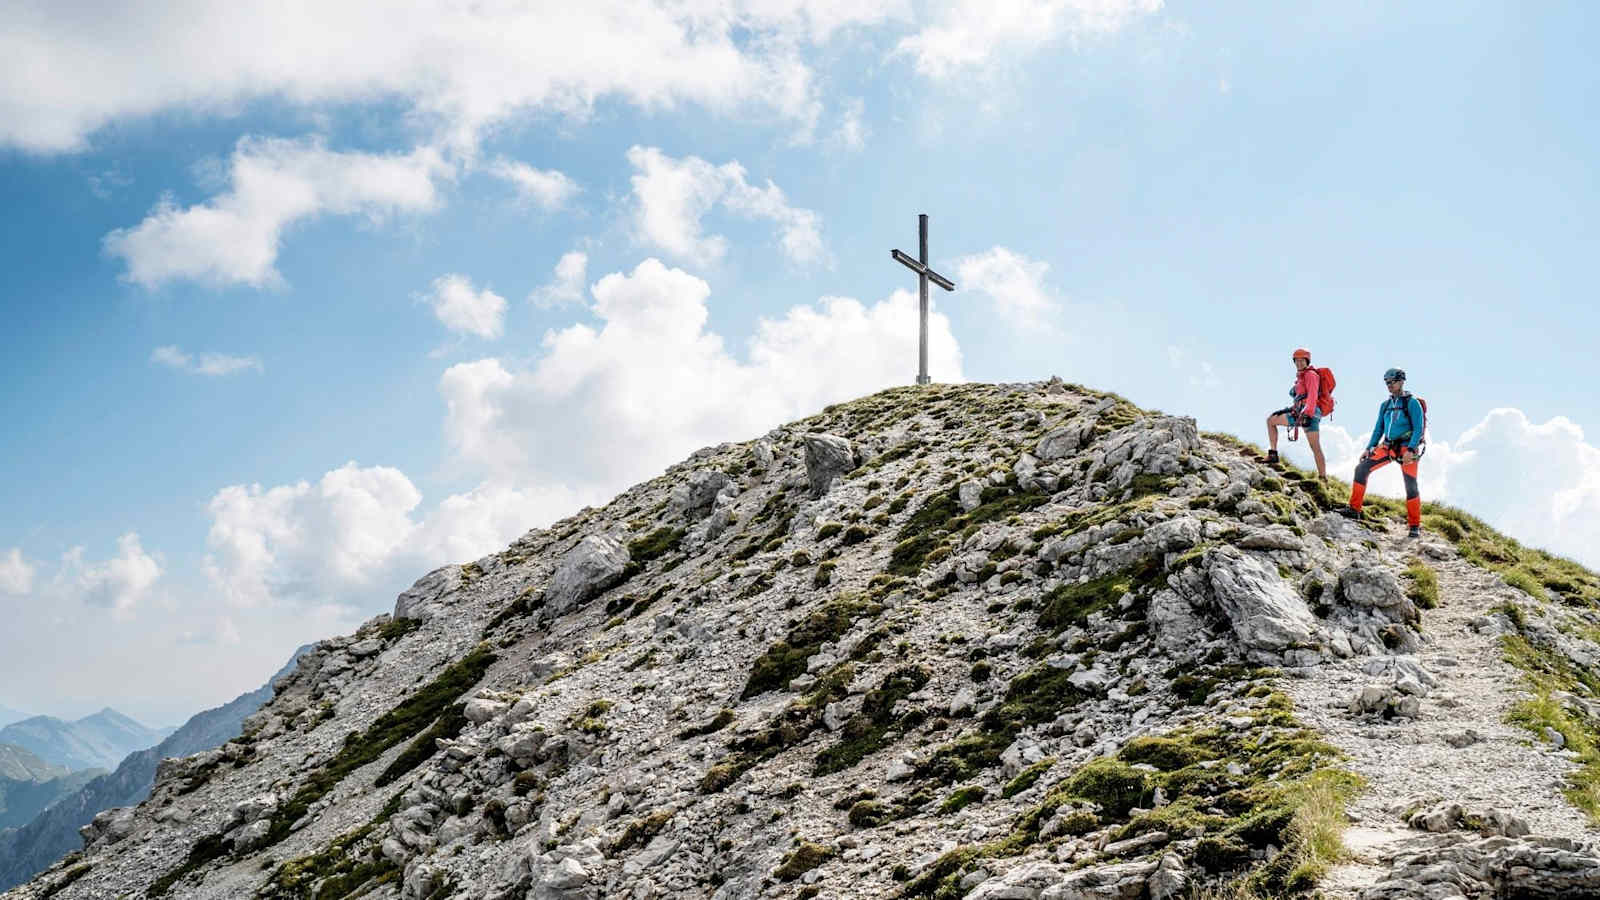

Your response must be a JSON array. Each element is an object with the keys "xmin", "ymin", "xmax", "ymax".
[{"xmin": 1311, "ymin": 367, "xmax": 1336, "ymax": 417}]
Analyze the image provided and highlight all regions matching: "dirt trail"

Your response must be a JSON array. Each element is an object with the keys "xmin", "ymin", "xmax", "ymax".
[{"xmin": 1282, "ymin": 521, "xmax": 1599, "ymax": 896}]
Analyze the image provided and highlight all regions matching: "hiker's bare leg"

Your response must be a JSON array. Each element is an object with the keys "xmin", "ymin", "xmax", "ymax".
[
  {"xmin": 1307, "ymin": 430, "xmax": 1326, "ymax": 478},
  {"xmin": 1266, "ymin": 413, "xmax": 1288, "ymax": 451}
]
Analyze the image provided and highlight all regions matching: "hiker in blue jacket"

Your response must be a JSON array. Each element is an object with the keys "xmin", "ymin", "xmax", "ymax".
[{"xmin": 1342, "ymin": 368, "xmax": 1426, "ymax": 537}]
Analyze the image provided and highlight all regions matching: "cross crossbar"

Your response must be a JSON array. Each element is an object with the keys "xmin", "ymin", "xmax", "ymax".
[{"xmin": 891, "ymin": 249, "xmax": 956, "ymax": 291}]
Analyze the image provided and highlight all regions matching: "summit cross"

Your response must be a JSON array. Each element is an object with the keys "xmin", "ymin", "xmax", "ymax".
[{"xmin": 891, "ymin": 213, "xmax": 956, "ymax": 385}]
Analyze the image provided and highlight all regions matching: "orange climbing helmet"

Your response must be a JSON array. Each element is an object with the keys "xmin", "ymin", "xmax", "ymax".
[{"xmin": 1292, "ymin": 348, "xmax": 1311, "ymax": 361}]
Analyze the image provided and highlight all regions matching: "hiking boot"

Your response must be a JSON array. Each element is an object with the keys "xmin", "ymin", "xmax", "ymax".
[
  {"xmin": 1408, "ymin": 526, "xmax": 1421, "ymax": 539},
  {"xmin": 1265, "ymin": 450, "xmax": 1279, "ymax": 465},
  {"xmin": 1339, "ymin": 507, "xmax": 1361, "ymax": 520}
]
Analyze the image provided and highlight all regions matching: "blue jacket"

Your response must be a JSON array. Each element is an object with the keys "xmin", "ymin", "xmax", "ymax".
[{"xmin": 1368, "ymin": 394, "xmax": 1425, "ymax": 449}]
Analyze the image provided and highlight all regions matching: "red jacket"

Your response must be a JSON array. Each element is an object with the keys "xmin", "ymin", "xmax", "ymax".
[{"xmin": 1292, "ymin": 368, "xmax": 1321, "ymax": 417}]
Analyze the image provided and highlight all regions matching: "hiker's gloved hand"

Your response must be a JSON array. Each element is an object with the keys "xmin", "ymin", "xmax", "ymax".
[
  {"xmin": 1401, "ymin": 448, "xmax": 1418, "ymax": 463},
  {"xmin": 1297, "ymin": 414, "xmax": 1313, "ymax": 428}
]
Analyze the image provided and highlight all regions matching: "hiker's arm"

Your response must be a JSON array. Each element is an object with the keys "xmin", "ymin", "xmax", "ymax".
[{"xmin": 1367, "ymin": 405, "xmax": 1385, "ymax": 450}]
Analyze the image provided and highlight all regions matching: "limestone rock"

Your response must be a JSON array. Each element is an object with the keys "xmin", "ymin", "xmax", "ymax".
[
  {"xmin": 803, "ymin": 433, "xmax": 858, "ymax": 497},
  {"xmin": 669, "ymin": 469, "xmax": 734, "ymax": 519},
  {"xmin": 1036, "ymin": 422, "xmax": 1094, "ymax": 461},
  {"xmin": 393, "ymin": 564, "xmax": 461, "ymax": 621},
  {"xmin": 545, "ymin": 535, "xmax": 630, "ymax": 615},
  {"xmin": 1205, "ymin": 547, "xmax": 1317, "ymax": 653}
]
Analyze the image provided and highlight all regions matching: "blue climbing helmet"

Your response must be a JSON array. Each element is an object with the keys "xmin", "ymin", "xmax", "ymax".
[{"xmin": 1383, "ymin": 367, "xmax": 1406, "ymax": 384}]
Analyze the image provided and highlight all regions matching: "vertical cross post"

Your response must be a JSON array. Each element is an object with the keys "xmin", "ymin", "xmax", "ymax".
[
  {"xmin": 918, "ymin": 214, "xmax": 929, "ymax": 385},
  {"xmin": 891, "ymin": 213, "xmax": 956, "ymax": 386}
]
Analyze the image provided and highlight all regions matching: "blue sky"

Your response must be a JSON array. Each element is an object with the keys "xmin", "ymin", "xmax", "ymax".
[{"xmin": 1, "ymin": 0, "xmax": 1596, "ymax": 726}]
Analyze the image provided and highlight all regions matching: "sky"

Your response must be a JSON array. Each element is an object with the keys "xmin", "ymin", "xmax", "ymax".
[{"xmin": 1, "ymin": 0, "xmax": 1597, "ymax": 727}]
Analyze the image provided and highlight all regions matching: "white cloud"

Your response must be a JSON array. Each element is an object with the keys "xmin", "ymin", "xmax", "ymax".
[
  {"xmin": 487, "ymin": 158, "xmax": 579, "ymax": 210},
  {"xmin": 424, "ymin": 274, "xmax": 507, "ymax": 339},
  {"xmin": 897, "ymin": 0, "xmax": 1163, "ymax": 77},
  {"xmin": 0, "ymin": 549, "xmax": 33, "ymax": 595},
  {"xmin": 58, "ymin": 533, "xmax": 163, "ymax": 611},
  {"xmin": 200, "ymin": 462, "xmax": 594, "ymax": 610},
  {"xmin": 203, "ymin": 463, "xmax": 422, "ymax": 607},
  {"xmin": 531, "ymin": 252, "xmax": 590, "ymax": 309},
  {"xmin": 151, "ymin": 345, "xmax": 263, "ymax": 376},
  {"xmin": 829, "ymin": 98, "xmax": 870, "ymax": 151},
  {"xmin": 103, "ymin": 136, "xmax": 450, "ymax": 289},
  {"xmin": 626, "ymin": 146, "xmax": 826, "ymax": 266},
  {"xmin": 441, "ymin": 257, "xmax": 960, "ymax": 492},
  {"xmin": 0, "ymin": 1, "xmax": 916, "ymax": 156},
  {"xmin": 955, "ymin": 246, "xmax": 1059, "ymax": 328}
]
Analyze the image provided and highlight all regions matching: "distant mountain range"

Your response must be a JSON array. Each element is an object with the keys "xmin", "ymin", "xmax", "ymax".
[
  {"xmin": 0, "ymin": 710, "xmax": 172, "ymax": 773},
  {"xmin": 0, "ymin": 646, "xmax": 310, "ymax": 891},
  {"xmin": 0, "ymin": 706, "xmax": 29, "ymax": 729},
  {"xmin": 0, "ymin": 744, "xmax": 104, "ymax": 831}
]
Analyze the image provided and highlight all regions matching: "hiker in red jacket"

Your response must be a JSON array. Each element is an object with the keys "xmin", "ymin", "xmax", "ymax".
[{"xmin": 1266, "ymin": 349, "xmax": 1327, "ymax": 477}]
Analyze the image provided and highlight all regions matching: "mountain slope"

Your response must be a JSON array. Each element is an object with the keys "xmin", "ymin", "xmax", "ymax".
[
  {"xmin": 0, "ymin": 649, "xmax": 309, "ymax": 891},
  {"xmin": 0, "ymin": 748, "xmax": 67, "ymax": 785},
  {"xmin": 0, "ymin": 771, "xmax": 102, "ymax": 833},
  {"xmin": 0, "ymin": 711, "xmax": 171, "ymax": 773},
  {"xmin": 9, "ymin": 380, "xmax": 1600, "ymax": 900},
  {"xmin": 0, "ymin": 711, "xmax": 28, "ymax": 731}
]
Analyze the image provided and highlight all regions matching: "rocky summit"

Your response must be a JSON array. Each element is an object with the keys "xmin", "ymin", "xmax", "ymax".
[{"xmin": 9, "ymin": 379, "xmax": 1600, "ymax": 900}]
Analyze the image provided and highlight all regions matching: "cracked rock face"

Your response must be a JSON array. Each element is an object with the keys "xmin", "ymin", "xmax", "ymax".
[{"xmin": 1203, "ymin": 545, "xmax": 1317, "ymax": 653}]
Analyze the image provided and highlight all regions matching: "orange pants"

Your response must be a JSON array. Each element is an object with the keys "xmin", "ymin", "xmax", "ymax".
[{"xmin": 1348, "ymin": 443, "xmax": 1421, "ymax": 527}]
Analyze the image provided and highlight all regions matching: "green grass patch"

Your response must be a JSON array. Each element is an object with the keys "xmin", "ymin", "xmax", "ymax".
[
  {"xmin": 1500, "ymin": 628, "xmax": 1600, "ymax": 822},
  {"xmin": 1402, "ymin": 561, "xmax": 1440, "ymax": 610},
  {"xmin": 259, "ymin": 790, "xmax": 406, "ymax": 899},
  {"xmin": 628, "ymin": 527, "xmax": 684, "ymax": 564},
  {"xmin": 774, "ymin": 842, "xmax": 834, "ymax": 881},
  {"xmin": 940, "ymin": 785, "xmax": 985, "ymax": 814},
  {"xmin": 377, "ymin": 617, "xmax": 422, "ymax": 642},
  {"xmin": 741, "ymin": 596, "xmax": 879, "ymax": 699},
  {"xmin": 903, "ymin": 692, "xmax": 1358, "ymax": 899},
  {"xmin": 1001, "ymin": 759, "xmax": 1054, "ymax": 799},
  {"xmin": 814, "ymin": 666, "xmax": 929, "ymax": 775},
  {"xmin": 258, "ymin": 645, "xmax": 497, "ymax": 851}
]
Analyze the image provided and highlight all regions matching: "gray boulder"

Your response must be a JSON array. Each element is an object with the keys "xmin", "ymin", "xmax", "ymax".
[
  {"xmin": 669, "ymin": 469, "xmax": 734, "ymax": 519},
  {"xmin": 393, "ymin": 565, "xmax": 461, "ymax": 622},
  {"xmin": 803, "ymin": 433, "xmax": 858, "ymax": 497},
  {"xmin": 545, "ymin": 535, "xmax": 631, "ymax": 615},
  {"xmin": 1340, "ymin": 563, "xmax": 1418, "ymax": 621},
  {"xmin": 1205, "ymin": 547, "xmax": 1317, "ymax": 653},
  {"xmin": 1036, "ymin": 421, "xmax": 1095, "ymax": 461}
]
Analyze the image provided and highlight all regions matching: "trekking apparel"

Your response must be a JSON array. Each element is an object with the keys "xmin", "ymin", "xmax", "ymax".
[
  {"xmin": 1311, "ymin": 367, "xmax": 1336, "ymax": 416},
  {"xmin": 1348, "ymin": 443, "xmax": 1422, "ymax": 528},
  {"xmin": 1367, "ymin": 394, "xmax": 1426, "ymax": 451},
  {"xmin": 1292, "ymin": 367, "xmax": 1321, "ymax": 420}
]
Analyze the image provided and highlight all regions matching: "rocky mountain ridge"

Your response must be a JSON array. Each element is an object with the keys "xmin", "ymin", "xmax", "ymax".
[{"xmin": 8, "ymin": 379, "xmax": 1600, "ymax": 900}]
